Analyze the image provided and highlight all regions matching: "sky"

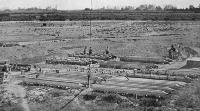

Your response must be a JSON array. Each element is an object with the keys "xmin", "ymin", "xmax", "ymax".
[{"xmin": 0, "ymin": 0, "xmax": 199, "ymax": 10}]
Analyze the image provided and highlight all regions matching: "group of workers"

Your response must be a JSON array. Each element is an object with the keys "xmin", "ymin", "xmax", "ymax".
[
  {"xmin": 168, "ymin": 44, "xmax": 181, "ymax": 60},
  {"xmin": 83, "ymin": 46, "xmax": 110, "ymax": 55}
]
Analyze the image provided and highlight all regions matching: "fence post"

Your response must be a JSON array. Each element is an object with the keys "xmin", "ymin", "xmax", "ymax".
[{"xmin": 135, "ymin": 94, "xmax": 138, "ymax": 100}]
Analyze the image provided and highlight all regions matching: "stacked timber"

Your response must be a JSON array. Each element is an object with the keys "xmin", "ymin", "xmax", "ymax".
[
  {"xmin": 10, "ymin": 64, "xmax": 31, "ymax": 72},
  {"xmin": 68, "ymin": 53, "xmax": 116, "ymax": 61},
  {"xmin": 119, "ymin": 56, "xmax": 169, "ymax": 64},
  {"xmin": 46, "ymin": 57, "xmax": 98, "ymax": 66}
]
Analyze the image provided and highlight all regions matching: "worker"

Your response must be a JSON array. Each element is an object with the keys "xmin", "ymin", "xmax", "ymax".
[
  {"xmin": 27, "ymin": 66, "xmax": 31, "ymax": 72},
  {"xmin": 39, "ymin": 67, "xmax": 42, "ymax": 72},
  {"xmin": 2, "ymin": 64, "xmax": 8, "ymax": 72},
  {"xmin": 88, "ymin": 47, "xmax": 93, "ymax": 55},
  {"xmin": 83, "ymin": 46, "xmax": 87, "ymax": 55},
  {"xmin": 171, "ymin": 45, "xmax": 176, "ymax": 52},
  {"xmin": 125, "ymin": 71, "xmax": 129, "ymax": 80},
  {"xmin": 87, "ymin": 67, "xmax": 91, "ymax": 88},
  {"xmin": 105, "ymin": 46, "xmax": 109, "ymax": 55},
  {"xmin": 169, "ymin": 45, "xmax": 176, "ymax": 59},
  {"xmin": 133, "ymin": 69, "xmax": 137, "ymax": 76}
]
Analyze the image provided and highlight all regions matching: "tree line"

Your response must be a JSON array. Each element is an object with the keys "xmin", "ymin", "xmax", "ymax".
[
  {"xmin": 1, "ymin": 4, "xmax": 200, "ymax": 13},
  {"xmin": 87, "ymin": 4, "xmax": 200, "ymax": 12}
]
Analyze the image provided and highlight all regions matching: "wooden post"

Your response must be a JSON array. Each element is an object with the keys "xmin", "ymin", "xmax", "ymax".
[
  {"xmin": 150, "ymin": 69, "xmax": 152, "ymax": 78},
  {"xmin": 134, "ymin": 69, "xmax": 137, "ymax": 77},
  {"xmin": 166, "ymin": 70, "xmax": 169, "ymax": 80},
  {"xmin": 135, "ymin": 94, "xmax": 138, "ymax": 100},
  {"xmin": 21, "ymin": 70, "xmax": 25, "ymax": 75},
  {"xmin": 88, "ymin": 66, "xmax": 91, "ymax": 88},
  {"xmin": 43, "ymin": 71, "xmax": 46, "ymax": 77}
]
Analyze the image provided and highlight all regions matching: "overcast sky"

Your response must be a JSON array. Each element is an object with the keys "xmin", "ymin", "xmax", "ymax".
[{"xmin": 0, "ymin": 0, "xmax": 199, "ymax": 10}]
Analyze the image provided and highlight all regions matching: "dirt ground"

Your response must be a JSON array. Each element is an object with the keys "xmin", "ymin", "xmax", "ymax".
[
  {"xmin": 1, "ymin": 20, "xmax": 200, "ymax": 111},
  {"xmin": 0, "ymin": 21, "xmax": 200, "ymax": 64}
]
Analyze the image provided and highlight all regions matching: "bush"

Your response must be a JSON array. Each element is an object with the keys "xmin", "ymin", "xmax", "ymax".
[
  {"xmin": 139, "ymin": 97, "xmax": 161, "ymax": 107},
  {"xmin": 83, "ymin": 94, "xmax": 96, "ymax": 101},
  {"xmin": 101, "ymin": 94, "xmax": 123, "ymax": 104},
  {"xmin": 10, "ymin": 106, "xmax": 24, "ymax": 111},
  {"xmin": 50, "ymin": 91, "xmax": 64, "ymax": 97}
]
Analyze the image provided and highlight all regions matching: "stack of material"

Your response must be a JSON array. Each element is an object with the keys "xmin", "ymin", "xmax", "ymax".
[
  {"xmin": 46, "ymin": 57, "xmax": 98, "ymax": 66},
  {"xmin": 69, "ymin": 54, "xmax": 116, "ymax": 61},
  {"xmin": 119, "ymin": 56, "xmax": 169, "ymax": 64}
]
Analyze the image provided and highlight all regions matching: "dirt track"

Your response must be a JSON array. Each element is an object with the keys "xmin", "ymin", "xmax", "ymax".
[{"xmin": 5, "ymin": 80, "xmax": 30, "ymax": 111}]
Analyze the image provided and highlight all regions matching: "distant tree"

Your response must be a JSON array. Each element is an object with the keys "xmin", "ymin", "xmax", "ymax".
[
  {"xmin": 135, "ymin": 4, "xmax": 158, "ymax": 11},
  {"xmin": 46, "ymin": 6, "xmax": 52, "ymax": 10},
  {"xmin": 135, "ymin": 4, "xmax": 148, "ymax": 11},
  {"xmin": 3, "ymin": 9, "xmax": 11, "ymax": 12},
  {"xmin": 113, "ymin": 6, "xmax": 117, "ymax": 10},
  {"xmin": 84, "ymin": 8, "xmax": 91, "ymax": 11},
  {"xmin": 155, "ymin": 6, "xmax": 163, "ymax": 11},
  {"xmin": 164, "ymin": 5, "xmax": 177, "ymax": 10},
  {"xmin": 124, "ymin": 6, "xmax": 134, "ymax": 10},
  {"xmin": 124, "ymin": 6, "xmax": 129, "ymax": 10},
  {"xmin": 189, "ymin": 5, "xmax": 195, "ymax": 10},
  {"xmin": 147, "ymin": 4, "xmax": 156, "ymax": 11},
  {"xmin": 99, "ymin": 6, "xmax": 105, "ymax": 10}
]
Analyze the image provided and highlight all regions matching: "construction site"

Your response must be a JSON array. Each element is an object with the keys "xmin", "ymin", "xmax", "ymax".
[
  {"xmin": 0, "ymin": 20, "xmax": 199, "ymax": 111},
  {"xmin": 0, "ymin": 3, "xmax": 200, "ymax": 109}
]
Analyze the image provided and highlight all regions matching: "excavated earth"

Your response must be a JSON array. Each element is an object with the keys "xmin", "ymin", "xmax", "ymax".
[{"xmin": 1, "ymin": 20, "xmax": 200, "ymax": 111}]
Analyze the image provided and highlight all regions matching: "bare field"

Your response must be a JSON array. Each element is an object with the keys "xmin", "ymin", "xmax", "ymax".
[
  {"xmin": 0, "ymin": 21, "xmax": 200, "ymax": 63},
  {"xmin": 1, "ymin": 20, "xmax": 200, "ymax": 111}
]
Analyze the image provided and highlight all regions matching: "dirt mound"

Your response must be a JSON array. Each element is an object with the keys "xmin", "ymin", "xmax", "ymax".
[
  {"xmin": 181, "ymin": 47, "xmax": 199, "ymax": 58},
  {"xmin": 181, "ymin": 57, "xmax": 200, "ymax": 69}
]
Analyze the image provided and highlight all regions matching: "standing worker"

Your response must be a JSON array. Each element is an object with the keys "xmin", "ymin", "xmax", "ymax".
[
  {"xmin": 125, "ymin": 71, "xmax": 129, "ymax": 80},
  {"xmin": 83, "ymin": 46, "xmax": 87, "ymax": 55},
  {"xmin": 169, "ymin": 45, "xmax": 176, "ymax": 60},
  {"xmin": 105, "ymin": 46, "xmax": 109, "ymax": 55},
  {"xmin": 88, "ymin": 47, "xmax": 93, "ymax": 55},
  {"xmin": 87, "ymin": 66, "xmax": 91, "ymax": 88}
]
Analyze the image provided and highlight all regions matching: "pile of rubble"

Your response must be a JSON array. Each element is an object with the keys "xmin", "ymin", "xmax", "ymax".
[
  {"xmin": 26, "ymin": 87, "xmax": 81, "ymax": 104},
  {"xmin": 0, "ymin": 86, "xmax": 18, "ymax": 107},
  {"xmin": 26, "ymin": 87, "xmax": 51, "ymax": 103}
]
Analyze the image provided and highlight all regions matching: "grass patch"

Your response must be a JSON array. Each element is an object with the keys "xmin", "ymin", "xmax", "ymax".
[{"xmin": 173, "ymin": 79, "xmax": 200, "ymax": 109}]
